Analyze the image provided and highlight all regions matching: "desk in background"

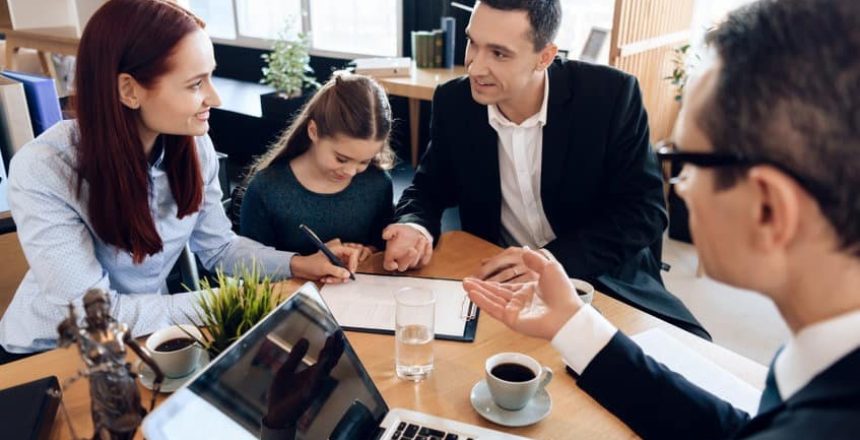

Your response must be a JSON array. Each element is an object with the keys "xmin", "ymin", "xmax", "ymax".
[
  {"xmin": 0, "ymin": 231, "xmax": 766, "ymax": 439},
  {"xmin": 371, "ymin": 66, "xmax": 466, "ymax": 167}
]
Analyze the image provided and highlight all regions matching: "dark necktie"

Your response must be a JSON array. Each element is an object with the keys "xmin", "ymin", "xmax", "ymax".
[{"xmin": 757, "ymin": 350, "xmax": 783, "ymax": 414}]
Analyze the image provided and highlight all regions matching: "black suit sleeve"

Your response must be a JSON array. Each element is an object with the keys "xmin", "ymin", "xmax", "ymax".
[
  {"xmin": 545, "ymin": 76, "xmax": 668, "ymax": 278},
  {"xmin": 372, "ymin": 176, "xmax": 395, "ymax": 249},
  {"xmin": 578, "ymin": 332, "xmax": 750, "ymax": 439},
  {"xmin": 393, "ymin": 86, "xmax": 458, "ymax": 240}
]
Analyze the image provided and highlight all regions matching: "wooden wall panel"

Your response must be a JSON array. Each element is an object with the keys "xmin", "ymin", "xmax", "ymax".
[{"xmin": 610, "ymin": 0, "xmax": 694, "ymax": 143}]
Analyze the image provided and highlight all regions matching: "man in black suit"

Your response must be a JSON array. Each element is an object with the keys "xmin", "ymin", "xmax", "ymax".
[
  {"xmin": 381, "ymin": 0, "xmax": 707, "ymax": 337},
  {"xmin": 465, "ymin": 0, "xmax": 860, "ymax": 437}
]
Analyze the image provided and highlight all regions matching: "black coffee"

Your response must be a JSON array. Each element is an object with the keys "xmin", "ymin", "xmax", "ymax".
[
  {"xmin": 576, "ymin": 288, "xmax": 588, "ymax": 296},
  {"xmin": 155, "ymin": 337, "xmax": 194, "ymax": 352},
  {"xmin": 491, "ymin": 363, "xmax": 536, "ymax": 382}
]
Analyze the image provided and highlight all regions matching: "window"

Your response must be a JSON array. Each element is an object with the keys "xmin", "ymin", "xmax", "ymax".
[
  {"xmin": 556, "ymin": 0, "xmax": 614, "ymax": 64},
  {"xmin": 179, "ymin": 0, "xmax": 402, "ymax": 58}
]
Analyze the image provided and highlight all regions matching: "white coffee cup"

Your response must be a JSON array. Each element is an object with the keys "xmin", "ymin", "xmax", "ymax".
[
  {"xmin": 485, "ymin": 352, "xmax": 553, "ymax": 411},
  {"xmin": 572, "ymin": 278, "xmax": 594, "ymax": 304},
  {"xmin": 144, "ymin": 324, "xmax": 203, "ymax": 378}
]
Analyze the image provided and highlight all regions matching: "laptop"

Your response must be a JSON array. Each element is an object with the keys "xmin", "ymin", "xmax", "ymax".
[{"xmin": 142, "ymin": 282, "xmax": 529, "ymax": 440}]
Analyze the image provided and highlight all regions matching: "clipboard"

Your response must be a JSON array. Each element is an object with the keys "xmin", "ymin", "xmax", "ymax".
[{"xmin": 319, "ymin": 274, "xmax": 479, "ymax": 342}]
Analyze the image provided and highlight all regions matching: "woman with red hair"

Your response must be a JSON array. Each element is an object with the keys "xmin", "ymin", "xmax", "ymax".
[{"xmin": 0, "ymin": 0, "xmax": 358, "ymax": 362}]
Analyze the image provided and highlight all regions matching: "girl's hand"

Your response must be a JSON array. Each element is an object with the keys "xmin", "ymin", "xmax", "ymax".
[{"xmin": 289, "ymin": 239, "xmax": 361, "ymax": 283}]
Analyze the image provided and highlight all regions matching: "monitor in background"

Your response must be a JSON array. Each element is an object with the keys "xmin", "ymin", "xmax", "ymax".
[{"xmin": 579, "ymin": 27, "xmax": 609, "ymax": 63}]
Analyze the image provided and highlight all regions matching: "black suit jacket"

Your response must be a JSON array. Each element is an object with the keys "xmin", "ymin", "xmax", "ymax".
[
  {"xmin": 394, "ymin": 59, "xmax": 706, "ymax": 338},
  {"xmin": 579, "ymin": 333, "xmax": 860, "ymax": 439}
]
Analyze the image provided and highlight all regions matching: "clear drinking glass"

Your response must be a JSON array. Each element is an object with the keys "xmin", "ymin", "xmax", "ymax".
[{"xmin": 395, "ymin": 287, "xmax": 435, "ymax": 381}]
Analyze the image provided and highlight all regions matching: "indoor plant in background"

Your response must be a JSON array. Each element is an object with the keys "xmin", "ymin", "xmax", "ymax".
[
  {"xmin": 259, "ymin": 22, "xmax": 321, "ymax": 121},
  {"xmin": 664, "ymin": 43, "xmax": 698, "ymax": 102},
  {"xmin": 182, "ymin": 262, "xmax": 283, "ymax": 357}
]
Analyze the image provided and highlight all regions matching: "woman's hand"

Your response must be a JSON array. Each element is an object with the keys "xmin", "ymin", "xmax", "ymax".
[{"xmin": 289, "ymin": 239, "xmax": 360, "ymax": 283}]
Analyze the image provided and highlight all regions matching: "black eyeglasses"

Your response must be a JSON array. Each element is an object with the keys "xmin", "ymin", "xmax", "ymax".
[
  {"xmin": 655, "ymin": 140, "xmax": 832, "ymax": 203},
  {"xmin": 655, "ymin": 140, "xmax": 755, "ymax": 168}
]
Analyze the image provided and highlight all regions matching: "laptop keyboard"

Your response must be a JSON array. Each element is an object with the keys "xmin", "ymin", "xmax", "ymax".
[{"xmin": 387, "ymin": 421, "xmax": 475, "ymax": 440}]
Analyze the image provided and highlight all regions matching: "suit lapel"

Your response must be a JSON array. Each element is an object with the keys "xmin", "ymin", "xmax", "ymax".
[
  {"xmin": 468, "ymin": 100, "xmax": 502, "ymax": 238},
  {"xmin": 541, "ymin": 60, "xmax": 575, "ymax": 211}
]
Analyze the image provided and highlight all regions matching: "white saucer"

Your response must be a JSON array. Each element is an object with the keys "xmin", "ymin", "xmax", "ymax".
[
  {"xmin": 469, "ymin": 379, "xmax": 551, "ymax": 427},
  {"xmin": 137, "ymin": 350, "xmax": 210, "ymax": 393}
]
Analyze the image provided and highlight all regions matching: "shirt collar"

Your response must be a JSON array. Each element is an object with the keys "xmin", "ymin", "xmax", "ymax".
[
  {"xmin": 487, "ymin": 70, "xmax": 550, "ymax": 129},
  {"xmin": 774, "ymin": 308, "xmax": 860, "ymax": 401},
  {"xmin": 149, "ymin": 136, "xmax": 166, "ymax": 170}
]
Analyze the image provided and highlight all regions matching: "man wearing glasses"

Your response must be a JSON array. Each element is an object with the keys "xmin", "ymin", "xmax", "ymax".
[{"xmin": 465, "ymin": 0, "xmax": 860, "ymax": 437}]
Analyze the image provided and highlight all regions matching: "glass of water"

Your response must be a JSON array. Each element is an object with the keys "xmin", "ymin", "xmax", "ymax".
[{"xmin": 395, "ymin": 286, "xmax": 435, "ymax": 381}]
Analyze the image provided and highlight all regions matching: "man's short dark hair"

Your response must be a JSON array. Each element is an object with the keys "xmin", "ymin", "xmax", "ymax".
[
  {"xmin": 702, "ymin": 0, "xmax": 860, "ymax": 256},
  {"xmin": 480, "ymin": 0, "xmax": 561, "ymax": 50}
]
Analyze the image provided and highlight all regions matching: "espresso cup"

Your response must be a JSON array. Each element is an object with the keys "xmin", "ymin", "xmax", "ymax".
[
  {"xmin": 572, "ymin": 278, "xmax": 595, "ymax": 304},
  {"xmin": 485, "ymin": 352, "xmax": 553, "ymax": 411},
  {"xmin": 144, "ymin": 324, "xmax": 203, "ymax": 378}
]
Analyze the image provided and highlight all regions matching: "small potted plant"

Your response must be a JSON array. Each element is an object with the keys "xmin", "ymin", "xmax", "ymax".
[
  {"xmin": 182, "ymin": 262, "xmax": 283, "ymax": 357},
  {"xmin": 664, "ymin": 43, "xmax": 699, "ymax": 102},
  {"xmin": 260, "ymin": 22, "xmax": 321, "ymax": 121}
]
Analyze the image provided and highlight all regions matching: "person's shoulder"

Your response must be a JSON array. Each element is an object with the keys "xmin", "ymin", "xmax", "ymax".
[
  {"xmin": 555, "ymin": 59, "xmax": 634, "ymax": 84},
  {"xmin": 245, "ymin": 161, "xmax": 296, "ymax": 195},
  {"xmin": 434, "ymin": 75, "xmax": 471, "ymax": 104},
  {"xmin": 552, "ymin": 59, "xmax": 638, "ymax": 100},
  {"xmin": 9, "ymin": 120, "xmax": 79, "ymax": 183},
  {"xmin": 252, "ymin": 161, "xmax": 293, "ymax": 185},
  {"xmin": 762, "ymin": 404, "xmax": 860, "ymax": 439}
]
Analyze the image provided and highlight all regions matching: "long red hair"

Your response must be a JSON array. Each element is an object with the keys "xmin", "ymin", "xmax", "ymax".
[{"xmin": 74, "ymin": 0, "xmax": 205, "ymax": 264}]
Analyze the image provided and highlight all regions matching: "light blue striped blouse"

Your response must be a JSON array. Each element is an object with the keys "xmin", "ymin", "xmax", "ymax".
[{"xmin": 0, "ymin": 120, "xmax": 295, "ymax": 353}]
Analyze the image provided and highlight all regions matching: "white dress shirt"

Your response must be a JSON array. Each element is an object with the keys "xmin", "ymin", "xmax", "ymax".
[
  {"xmin": 0, "ymin": 120, "xmax": 295, "ymax": 353},
  {"xmin": 487, "ymin": 71, "xmax": 557, "ymax": 249},
  {"xmin": 551, "ymin": 304, "xmax": 860, "ymax": 412},
  {"xmin": 774, "ymin": 308, "xmax": 860, "ymax": 400}
]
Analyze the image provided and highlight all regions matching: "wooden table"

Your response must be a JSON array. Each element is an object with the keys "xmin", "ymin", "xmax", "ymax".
[
  {"xmin": 371, "ymin": 66, "xmax": 466, "ymax": 167},
  {"xmin": 0, "ymin": 231, "xmax": 766, "ymax": 439},
  {"xmin": 1, "ymin": 26, "xmax": 80, "ymax": 80}
]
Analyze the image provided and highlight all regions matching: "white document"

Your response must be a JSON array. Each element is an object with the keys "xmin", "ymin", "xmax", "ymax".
[
  {"xmin": 319, "ymin": 274, "xmax": 469, "ymax": 338},
  {"xmin": 631, "ymin": 328, "xmax": 763, "ymax": 414}
]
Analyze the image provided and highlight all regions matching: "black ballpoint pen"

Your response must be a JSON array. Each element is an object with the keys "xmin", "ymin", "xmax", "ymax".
[{"xmin": 298, "ymin": 224, "xmax": 356, "ymax": 280}]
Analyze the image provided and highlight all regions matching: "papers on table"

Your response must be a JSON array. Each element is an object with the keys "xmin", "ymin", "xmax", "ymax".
[
  {"xmin": 631, "ymin": 328, "xmax": 763, "ymax": 414},
  {"xmin": 319, "ymin": 274, "xmax": 473, "ymax": 339}
]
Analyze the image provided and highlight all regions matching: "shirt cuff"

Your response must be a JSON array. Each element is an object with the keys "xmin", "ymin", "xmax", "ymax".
[
  {"xmin": 403, "ymin": 223, "xmax": 434, "ymax": 246},
  {"xmin": 550, "ymin": 305, "xmax": 618, "ymax": 375}
]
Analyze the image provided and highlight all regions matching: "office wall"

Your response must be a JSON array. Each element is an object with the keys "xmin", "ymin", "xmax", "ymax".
[{"xmin": 7, "ymin": 0, "xmax": 77, "ymax": 30}]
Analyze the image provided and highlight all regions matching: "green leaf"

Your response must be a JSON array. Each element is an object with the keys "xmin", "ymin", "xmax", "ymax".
[{"xmin": 189, "ymin": 260, "xmax": 284, "ymax": 357}]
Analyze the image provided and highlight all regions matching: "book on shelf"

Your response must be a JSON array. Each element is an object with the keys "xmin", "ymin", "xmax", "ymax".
[
  {"xmin": 432, "ymin": 29, "xmax": 444, "ymax": 68},
  {"xmin": 0, "ymin": 70, "xmax": 62, "ymax": 137},
  {"xmin": 441, "ymin": 16, "xmax": 456, "ymax": 68},
  {"xmin": 0, "ymin": 76, "xmax": 35, "ymax": 172}
]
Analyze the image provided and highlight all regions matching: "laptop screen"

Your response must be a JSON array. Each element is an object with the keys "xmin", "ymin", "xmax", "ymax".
[{"xmin": 150, "ymin": 288, "xmax": 389, "ymax": 439}]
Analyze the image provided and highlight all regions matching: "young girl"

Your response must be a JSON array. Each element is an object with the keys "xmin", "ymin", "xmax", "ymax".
[
  {"xmin": 0, "ymin": 0, "xmax": 358, "ymax": 362},
  {"xmin": 240, "ymin": 72, "xmax": 395, "ymax": 261}
]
